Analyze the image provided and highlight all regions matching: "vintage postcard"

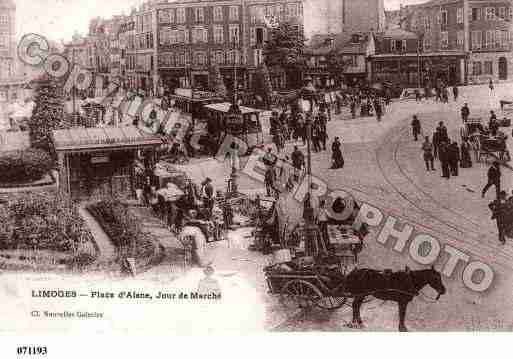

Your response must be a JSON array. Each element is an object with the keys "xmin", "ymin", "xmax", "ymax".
[{"xmin": 1, "ymin": 0, "xmax": 513, "ymax": 353}]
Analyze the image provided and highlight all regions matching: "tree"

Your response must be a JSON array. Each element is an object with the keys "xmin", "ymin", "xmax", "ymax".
[
  {"xmin": 209, "ymin": 64, "xmax": 227, "ymax": 99},
  {"xmin": 252, "ymin": 63, "xmax": 274, "ymax": 109},
  {"xmin": 325, "ymin": 50, "xmax": 350, "ymax": 85},
  {"xmin": 28, "ymin": 74, "xmax": 68, "ymax": 152},
  {"xmin": 263, "ymin": 22, "xmax": 306, "ymax": 88}
]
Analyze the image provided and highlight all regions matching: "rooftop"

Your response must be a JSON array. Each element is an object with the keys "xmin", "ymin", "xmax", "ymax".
[{"xmin": 52, "ymin": 126, "xmax": 162, "ymax": 152}]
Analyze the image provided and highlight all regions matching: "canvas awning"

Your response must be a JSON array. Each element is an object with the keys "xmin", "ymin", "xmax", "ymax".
[
  {"xmin": 52, "ymin": 125, "xmax": 162, "ymax": 153},
  {"xmin": 203, "ymin": 102, "xmax": 263, "ymax": 115}
]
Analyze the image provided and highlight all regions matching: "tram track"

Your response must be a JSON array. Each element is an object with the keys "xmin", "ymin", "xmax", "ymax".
[{"xmin": 374, "ymin": 122, "xmax": 513, "ymax": 271}]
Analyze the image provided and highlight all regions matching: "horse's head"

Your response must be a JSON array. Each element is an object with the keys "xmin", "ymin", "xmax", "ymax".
[{"xmin": 422, "ymin": 266, "xmax": 446, "ymax": 300}]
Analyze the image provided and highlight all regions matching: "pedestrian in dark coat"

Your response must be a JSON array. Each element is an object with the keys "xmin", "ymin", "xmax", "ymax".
[
  {"xmin": 448, "ymin": 141, "xmax": 460, "ymax": 176},
  {"xmin": 452, "ymin": 85, "xmax": 459, "ymax": 101},
  {"xmin": 439, "ymin": 141, "xmax": 451, "ymax": 179},
  {"xmin": 411, "ymin": 115, "xmax": 421, "ymax": 141},
  {"xmin": 311, "ymin": 121, "xmax": 321, "ymax": 152},
  {"xmin": 489, "ymin": 191, "xmax": 508, "ymax": 244},
  {"xmin": 432, "ymin": 130, "xmax": 440, "ymax": 159},
  {"xmin": 460, "ymin": 140, "xmax": 473, "ymax": 168},
  {"xmin": 482, "ymin": 161, "xmax": 502, "ymax": 198},
  {"xmin": 461, "ymin": 103, "xmax": 470, "ymax": 122},
  {"xmin": 291, "ymin": 146, "xmax": 305, "ymax": 180},
  {"xmin": 437, "ymin": 121, "xmax": 449, "ymax": 143},
  {"xmin": 421, "ymin": 136, "xmax": 435, "ymax": 171},
  {"xmin": 331, "ymin": 137, "xmax": 344, "ymax": 169},
  {"xmin": 264, "ymin": 166, "xmax": 277, "ymax": 197}
]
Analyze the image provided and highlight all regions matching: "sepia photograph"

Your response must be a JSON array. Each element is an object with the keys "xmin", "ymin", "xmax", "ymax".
[{"xmin": 1, "ymin": 0, "xmax": 513, "ymax": 355}]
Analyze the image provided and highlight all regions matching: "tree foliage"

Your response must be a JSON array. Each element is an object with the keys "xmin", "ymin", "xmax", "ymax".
[
  {"xmin": 28, "ymin": 74, "xmax": 68, "ymax": 152},
  {"xmin": 264, "ymin": 22, "xmax": 306, "ymax": 69},
  {"xmin": 0, "ymin": 192, "xmax": 93, "ymax": 252},
  {"xmin": 263, "ymin": 22, "xmax": 306, "ymax": 88},
  {"xmin": 252, "ymin": 63, "xmax": 274, "ymax": 108},
  {"xmin": 325, "ymin": 50, "xmax": 350, "ymax": 80},
  {"xmin": 0, "ymin": 148, "xmax": 54, "ymax": 184}
]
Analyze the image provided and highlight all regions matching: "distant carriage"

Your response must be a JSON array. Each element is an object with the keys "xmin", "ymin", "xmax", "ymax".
[{"xmin": 461, "ymin": 118, "xmax": 510, "ymax": 162}]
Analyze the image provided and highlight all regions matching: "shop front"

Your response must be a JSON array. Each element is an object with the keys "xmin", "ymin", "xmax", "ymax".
[
  {"xmin": 52, "ymin": 126, "xmax": 162, "ymax": 200},
  {"xmin": 370, "ymin": 53, "xmax": 466, "ymax": 87}
]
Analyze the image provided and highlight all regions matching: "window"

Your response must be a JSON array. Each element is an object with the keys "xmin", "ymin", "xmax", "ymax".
[
  {"xmin": 390, "ymin": 40, "xmax": 396, "ymax": 52},
  {"xmin": 510, "ymin": 7, "xmax": 513, "ymax": 20},
  {"xmin": 176, "ymin": 28, "xmax": 188, "ymax": 43},
  {"xmin": 401, "ymin": 40, "xmax": 407, "ymax": 52},
  {"xmin": 496, "ymin": 29, "xmax": 502, "ymax": 47},
  {"xmin": 457, "ymin": 31, "xmax": 464, "ymax": 47},
  {"xmin": 441, "ymin": 10, "xmax": 448, "ymax": 25},
  {"xmin": 440, "ymin": 31, "xmax": 448, "ymax": 49},
  {"xmin": 159, "ymin": 10, "xmax": 170, "ymax": 23},
  {"xmin": 229, "ymin": 25, "xmax": 240, "ymax": 44},
  {"xmin": 159, "ymin": 27, "xmax": 171, "ymax": 45},
  {"xmin": 177, "ymin": 8, "xmax": 186, "ymax": 23},
  {"xmin": 423, "ymin": 38, "xmax": 431, "ymax": 51},
  {"xmin": 192, "ymin": 27, "xmax": 207, "ymax": 43},
  {"xmin": 213, "ymin": 6, "xmax": 223, "ymax": 22},
  {"xmin": 486, "ymin": 7, "xmax": 495, "ymax": 20},
  {"xmin": 286, "ymin": 3, "xmax": 298, "ymax": 18},
  {"xmin": 194, "ymin": 51, "xmax": 207, "ymax": 66},
  {"xmin": 485, "ymin": 30, "xmax": 494, "ymax": 48},
  {"xmin": 457, "ymin": 8, "xmax": 463, "ymax": 23},
  {"xmin": 0, "ymin": 15, "xmax": 8, "ymax": 25},
  {"xmin": 229, "ymin": 6, "xmax": 239, "ymax": 21},
  {"xmin": 214, "ymin": 25, "xmax": 224, "ymax": 44},
  {"xmin": 471, "ymin": 30, "xmax": 482, "ymax": 49},
  {"xmin": 484, "ymin": 61, "xmax": 493, "ymax": 75},
  {"xmin": 169, "ymin": 9, "xmax": 175, "ymax": 23},
  {"xmin": 471, "ymin": 8, "xmax": 481, "ymax": 21},
  {"xmin": 499, "ymin": 7, "xmax": 506, "ymax": 19},
  {"xmin": 424, "ymin": 17, "xmax": 431, "ymax": 30},
  {"xmin": 501, "ymin": 30, "xmax": 509, "ymax": 47},
  {"xmin": 473, "ymin": 61, "xmax": 482, "ymax": 75},
  {"xmin": 251, "ymin": 6, "xmax": 264, "ymax": 23},
  {"xmin": 215, "ymin": 50, "xmax": 225, "ymax": 65},
  {"xmin": 194, "ymin": 7, "xmax": 204, "ymax": 22}
]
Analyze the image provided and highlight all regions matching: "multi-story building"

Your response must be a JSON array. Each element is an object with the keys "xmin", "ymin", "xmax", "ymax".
[
  {"xmin": 154, "ymin": 0, "xmax": 303, "ymax": 94},
  {"xmin": 0, "ymin": 0, "xmax": 15, "ymax": 80},
  {"xmin": 304, "ymin": 33, "xmax": 373, "ymax": 87},
  {"xmin": 402, "ymin": 0, "xmax": 513, "ymax": 84}
]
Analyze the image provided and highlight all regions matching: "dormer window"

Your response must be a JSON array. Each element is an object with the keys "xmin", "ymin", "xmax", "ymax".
[{"xmin": 351, "ymin": 34, "xmax": 360, "ymax": 43}]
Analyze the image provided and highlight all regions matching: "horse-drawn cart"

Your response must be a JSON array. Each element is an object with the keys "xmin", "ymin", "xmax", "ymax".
[
  {"xmin": 461, "ymin": 118, "xmax": 511, "ymax": 162},
  {"xmin": 264, "ymin": 260, "xmax": 351, "ymax": 310}
]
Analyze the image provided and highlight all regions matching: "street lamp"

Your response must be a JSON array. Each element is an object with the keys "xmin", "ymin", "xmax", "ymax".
[{"xmin": 298, "ymin": 76, "xmax": 327, "ymax": 256}]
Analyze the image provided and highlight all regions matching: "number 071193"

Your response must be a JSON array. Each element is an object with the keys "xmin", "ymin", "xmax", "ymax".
[{"xmin": 16, "ymin": 346, "xmax": 47, "ymax": 356}]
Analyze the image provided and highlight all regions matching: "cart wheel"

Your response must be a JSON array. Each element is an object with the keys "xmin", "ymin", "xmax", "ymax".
[
  {"xmin": 280, "ymin": 280, "xmax": 323, "ymax": 310},
  {"xmin": 314, "ymin": 296, "xmax": 347, "ymax": 310}
]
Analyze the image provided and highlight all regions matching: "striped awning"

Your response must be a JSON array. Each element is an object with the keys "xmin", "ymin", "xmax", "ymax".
[{"xmin": 52, "ymin": 126, "xmax": 162, "ymax": 152}]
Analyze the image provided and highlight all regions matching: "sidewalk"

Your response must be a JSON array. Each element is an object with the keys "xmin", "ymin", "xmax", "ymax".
[{"xmin": 77, "ymin": 206, "xmax": 117, "ymax": 263}]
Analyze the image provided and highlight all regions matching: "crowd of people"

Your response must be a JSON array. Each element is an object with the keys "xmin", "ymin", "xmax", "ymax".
[{"xmin": 414, "ymin": 101, "xmax": 512, "ymax": 245}]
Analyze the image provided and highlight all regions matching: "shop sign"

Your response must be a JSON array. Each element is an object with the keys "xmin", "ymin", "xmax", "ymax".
[{"xmin": 91, "ymin": 155, "xmax": 110, "ymax": 164}]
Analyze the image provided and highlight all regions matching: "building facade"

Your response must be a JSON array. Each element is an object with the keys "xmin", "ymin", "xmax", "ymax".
[
  {"xmin": 155, "ymin": 0, "xmax": 304, "ymax": 94},
  {"xmin": 403, "ymin": 0, "xmax": 513, "ymax": 84},
  {"xmin": 0, "ymin": 0, "xmax": 15, "ymax": 80}
]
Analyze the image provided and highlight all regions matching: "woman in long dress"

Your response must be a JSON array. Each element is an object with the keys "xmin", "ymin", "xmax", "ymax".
[
  {"xmin": 460, "ymin": 139, "xmax": 473, "ymax": 168},
  {"xmin": 331, "ymin": 137, "xmax": 345, "ymax": 169}
]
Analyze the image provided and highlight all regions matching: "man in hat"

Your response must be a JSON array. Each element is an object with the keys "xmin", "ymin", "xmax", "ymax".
[
  {"xmin": 489, "ymin": 190, "xmax": 508, "ymax": 244},
  {"xmin": 201, "ymin": 178, "xmax": 215, "ymax": 219},
  {"xmin": 482, "ymin": 161, "xmax": 502, "ymax": 198}
]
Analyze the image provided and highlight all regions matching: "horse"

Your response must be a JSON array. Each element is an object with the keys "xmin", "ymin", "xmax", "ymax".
[{"xmin": 344, "ymin": 266, "xmax": 446, "ymax": 332}]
